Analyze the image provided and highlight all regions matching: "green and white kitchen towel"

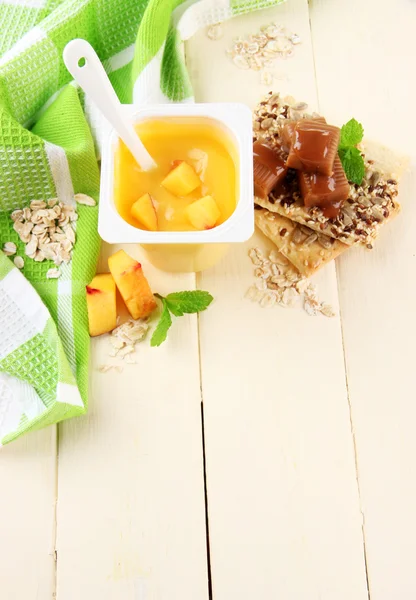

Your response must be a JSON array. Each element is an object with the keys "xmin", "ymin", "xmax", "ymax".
[{"xmin": 0, "ymin": 0, "xmax": 285, "ymax": 445}]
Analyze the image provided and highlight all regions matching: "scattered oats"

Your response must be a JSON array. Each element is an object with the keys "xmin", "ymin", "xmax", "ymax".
[
  {"xmin": 248, "ymin": 247, "xmax": 264, "ymax": 266},
  {"xmin": 261, "ymin": 70, "xmax": 273, "ymax": 86},
  {"xmin": 304, "ymin": 299, "xmax": 318, "ymax": 316},
  {"xmin": 193, "ymin": 154, "xmax": 208, "ymax": 180},
  {"xmin": 255, "ymin": 277, "xmax": 267, "ymax": 291},
  {"xmin": 281, "ymin": 287, "xmax": 300, "ymax": 307},
  {"xmin": 64, "ymin": 225, "xmax": 75, "ymax": 244},
  {"xmin": 305, "ymin": 283, "xmax": 317, "ymax": 299},
  {"xmin": 226, "ymin": 22, "xmax": 300, "ymax": 83},
  {"xmin": 108, "ymin": 319, "xmax": 149, "ymax": 362},
  {"xmin": 110, "ymin": 336, "xmax": 125, "ymax": 350},
  {"xmin": 289, "ymin": 33, "xmax": 301, "ymax": 45},
  {"xmin": 46, "ymin": 268, "xmax": 61, "ymax": 279},
  {"xmin": 117, "ymin": 345, "xmax": 135, "ymax": 358},
  {"xmin": 30, "ymin": 200, "xmax": 46, "ymax": 210},
  {"xmin": 74, "ymin": 193, "xmax": 96, "ymax": 206},
  {"xmin": 255, "ymin": 265, "xmax": 272, "ymax": 279},
  {"xmin": 125, "ymin": 354, "xmax": 137, "ymax": 364},
  {"xmin": 320, "ymin": 303, "xmax": 336, "ymax": 318},
  {"xmin": 246, "ymin": 245, "xmax": 335, "ymax": 317},
  {"xmin": 98, "ymin": 364, "xmax": 124, "ymax": 373},
  {"xmin": 233, "ymin": 55, "xmax": 250, "ymax": 69},
  {"xmin": 25, "ymin": 234, "xmax": 38, "ymax": 257},
  {"xmin": 8, "ymin": 197, "xmax": 83, "ymax": 277},
  {"xmin": 165, "ymin": 206, "xmax": 174, "ymax": 221},
  {"xmin": 3, "ymin": 242, "xmax": 16, "ymax": 256},
  {"xmin": 295, "ymin": 279, "xmax": 309, "ymax": 294},
  {"xmin": 265, "ymin": 24, "xmax": 281, "ymax": 38},
  {"xmin": 245, "ymin": 285, "xmax": 258, "ymax": 301},
  {"xmin": 271, "ymin": 263, "xmax": 281, "ymax": 276},
  {"xmin": 206, "ymin": 23, "xmax": 223, "ymax": 40},
  {"xmin": 34, "ymin": 250, "xmax": 45, "ymax": 262},
  {"xmin": 14, "ymin": 256, "xmax": 24, "ymax": 269},
  {"xmin": 260, "ymin": 292, "xmax": 277, "ymax": 307},
  {"xmin": 11, "ymin": 209, "xmax": 23, "ymax": 222},
  {"xmin": 246, "ymin": 41, "xmax": 260, "ymax": 54},
  {"xmin": 285, "ymin": 268, "xmax": 300, "ymax": 283},
  {"xmin": 188, "ymin": 148, "xmax": 207, "ymax": 160}
]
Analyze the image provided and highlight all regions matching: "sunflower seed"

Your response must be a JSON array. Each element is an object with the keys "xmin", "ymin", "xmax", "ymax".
[
  {"xmin": 372, "ymin": 207, "xmax": 384, "ymax": 222},
  {"xmin": 303, "ymin": 233, "xmax": 318, "ymax": 246},
  {"xmin": 357, "ymin": 195, "xmax": 372, "ymax": 207},
  {"xmin": 292, "ymin": 228, "xmax": 307, "ymax": 244},
  {"xmin": 342, "ymin": 213, "xmax": 353, "ymax": 227}
]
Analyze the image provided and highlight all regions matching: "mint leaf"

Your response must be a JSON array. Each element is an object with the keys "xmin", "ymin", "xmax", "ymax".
[
  {"xmin": 338, "ymin": 147, "xmax": 365, "ymax": 185},
  {"xmin": 165, "ymin": 291, "xmax": 213, "ymax": 317},
  {"xmin": 339, "ymin": 118, "xmax": 364, "ymax": 147},
  {"xmin": 150, "ymin": 299, "xmax": 172, "ymax": 347},
  {"xmin": 151, "ymin": 290, "xmax": 214, "ymax": 346}
]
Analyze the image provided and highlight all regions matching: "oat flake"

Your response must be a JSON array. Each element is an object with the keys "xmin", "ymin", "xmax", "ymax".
[{"xmin": 246, "ymin": 247, "xmax": 335, "ymax": 317}]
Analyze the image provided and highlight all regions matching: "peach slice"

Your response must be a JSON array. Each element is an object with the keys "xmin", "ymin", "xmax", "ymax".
[
  {"xmin": 86, "ymin": 274, "xmax": 117, "ymax": 337},
  {"xmin": 108, "ymin": 249, "xmax": 156, "ymax": 319},
  {"xmin": 131, "ymin": 193, "xmax": 158, "ymax": 231},
  {"xmin": 161, "ymin": 160, "xmax": 201, "ymax": 196},
  {"xmin": 185, "ymin": 195, "xmax": 221, "ymax": 230}
]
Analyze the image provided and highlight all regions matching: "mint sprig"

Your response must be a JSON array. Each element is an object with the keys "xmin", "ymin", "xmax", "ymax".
[
  {"xmin": 150, "ymin": 291, "xmax": 214, "ymax": 347},
  {"xmin": 150, "ymin": 298, "xmax": 172, "ymax": 347},
  {"xmin": 338, "ymin": 118, "xmax": 365, "ymax": 185}
]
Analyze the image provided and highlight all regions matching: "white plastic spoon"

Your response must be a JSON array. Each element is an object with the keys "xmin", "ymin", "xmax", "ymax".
[{"xmin": 63, "ymin": 38, "xmax": 156, "ymax": 171}]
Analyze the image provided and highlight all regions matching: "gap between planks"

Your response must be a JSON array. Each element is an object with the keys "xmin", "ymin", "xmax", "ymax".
[
  {"xmin": 307, "ymin": 7, "xmax": 371, "ymax": 600},
  {"xmin": 307, "ymin": 6, "xmax": 370, "ymax": 600}
]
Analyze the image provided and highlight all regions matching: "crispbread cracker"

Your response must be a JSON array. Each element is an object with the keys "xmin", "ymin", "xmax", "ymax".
[
  {"xmin": 252, "ymin": 92, "xmax": 408, "ymax": 248},
  {"xmin": 255, "ymin": 207, "xmax": 348, "ymax": 277},
  {"xmin": 255, "ymin": 141, "xmax": 405, "ymax": 247}
]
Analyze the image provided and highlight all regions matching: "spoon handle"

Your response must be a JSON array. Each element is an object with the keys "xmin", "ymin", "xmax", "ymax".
[{"xmin": 63, "ymin": 39, "xmax": 156, "ymax": 171}]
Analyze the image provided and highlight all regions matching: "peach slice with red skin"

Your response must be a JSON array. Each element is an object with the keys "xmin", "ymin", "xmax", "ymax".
[
  {"xmin": 86, "ymin": 274, "xmax": 117, "ymax": 337},
  {"xmin": 108, "ymin": 249, "xmax": 157, "ymax": 319}
]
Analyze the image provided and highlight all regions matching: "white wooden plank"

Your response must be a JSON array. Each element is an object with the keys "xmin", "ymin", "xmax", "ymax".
[
  {"xmin": 310, "ymin": 0, "xmax": 416, "ymax": 598},
  {"xmin": 187, "ymin": 3, "xmax": 369, "ymax": 599},
  {"xmin": 56, "ymin": 243, "xmax": 208, "ymax": 600},
  {"xmin": 0, "ymin": 428, "xmax": 56, "ymax": 600}
]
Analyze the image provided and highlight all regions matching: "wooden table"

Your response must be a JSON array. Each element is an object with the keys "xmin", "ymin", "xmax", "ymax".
[{"xmin": 1, "ymin": 0, "xmax": 415, "ymax": 598}]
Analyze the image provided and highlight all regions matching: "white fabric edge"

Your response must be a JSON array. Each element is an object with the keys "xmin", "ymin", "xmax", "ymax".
[
  {"xmin": 0, "ymin": 269, "xmax": 50, "ymax": 359},
  {"xmin": 57, "ymin": 381, "xmax": 84, "ymax": 408},
  {"xmin": 44, "ymin": 141, "xmax": 75, "ymax": 205}
]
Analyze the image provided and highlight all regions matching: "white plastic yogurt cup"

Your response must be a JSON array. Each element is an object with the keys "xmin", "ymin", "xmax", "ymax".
[{"xmin": 99, "ymin": 103, "xmax": 254, "ymax": 272}]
